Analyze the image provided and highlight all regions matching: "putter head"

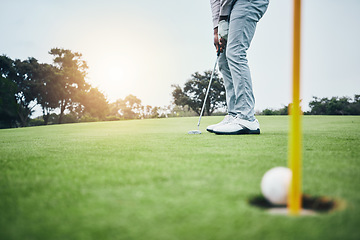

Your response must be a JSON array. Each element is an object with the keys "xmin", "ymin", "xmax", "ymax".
[{"xmin": 188, "ymin": 130, "xmax": 201, "ymax": 134}]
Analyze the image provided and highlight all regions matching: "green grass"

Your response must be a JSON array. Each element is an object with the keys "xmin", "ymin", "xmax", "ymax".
[{"xmin": 0, "ymin": 116, "xmax": 359, "ymax": 240}]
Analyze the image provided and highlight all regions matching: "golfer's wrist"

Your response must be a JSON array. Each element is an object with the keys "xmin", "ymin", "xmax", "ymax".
[{"xmin": 214, "ymin": 27, "xmax": 218, "ymax": 35}]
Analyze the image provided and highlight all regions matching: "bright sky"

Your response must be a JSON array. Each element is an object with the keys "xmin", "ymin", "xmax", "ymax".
[{"xmin": 1, "ymin": 0, "xmax": 360, "ymax": 114}]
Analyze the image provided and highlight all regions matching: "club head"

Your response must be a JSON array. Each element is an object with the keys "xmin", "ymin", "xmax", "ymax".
[{"xmin": 188, "ymin": 130, "xmax": 201, "ymax": 134}]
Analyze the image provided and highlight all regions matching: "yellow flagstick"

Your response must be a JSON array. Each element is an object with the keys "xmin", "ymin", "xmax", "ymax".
[{"xmin": 288, "ymin": 0, "xmax": 302, "ymax": 215}]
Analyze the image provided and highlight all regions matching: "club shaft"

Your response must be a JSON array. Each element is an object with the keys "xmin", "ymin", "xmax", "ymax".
[{"xmin": 197, "ymin": 56, "xmax": 220, "ymax": 129}]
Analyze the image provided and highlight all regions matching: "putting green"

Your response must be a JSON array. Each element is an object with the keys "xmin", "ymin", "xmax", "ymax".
[{"xmin": 0, "ymin": 116, "xmax": 359, "ymax": 240}]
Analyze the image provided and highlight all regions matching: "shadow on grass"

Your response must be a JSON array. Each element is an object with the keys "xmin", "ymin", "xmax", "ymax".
[{"xmin": 249, "ymin": 194, "xmax": 343, "ymax": 213}]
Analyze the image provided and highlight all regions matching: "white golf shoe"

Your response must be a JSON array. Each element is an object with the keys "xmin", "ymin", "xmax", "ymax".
[
  {"xmin": 213, "ymin": 116, "xmax": 260, "ymax": 135},
  {"xmin": 206, "ymin": 115, "xmax": 235, "ymax": 133}
]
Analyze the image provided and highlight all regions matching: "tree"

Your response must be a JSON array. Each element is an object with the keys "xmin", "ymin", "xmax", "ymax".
[
  {"xmin": 171, "ymin": 84, "xmax": 189, "ymax": 108},
  {"xmin": 49, "ymin": 48, "xmax": 89, "ymax": 123},
  {"xmin": 168, "ymin": 104, "xmax": 197, "ymax": 117},
  {"xmin": 109, "ymin": 95, "xmax": 144, "ymax": 119},
  {"xmin": 13, "ymin": 58, "xmax": 40, "ymax": 126},
  {"xmin": 80, "ymin": 87, "xmax": 109, "ymax": 120},
  {"xmin": 120, "ymin": 94, "xmax": 142, "ymax": 119},
  {"xmin": 349, "ymin": 94, "xmax": 360, "ymax": 115},
  {"xmin": 0, "ymin": 76, "xmax": 18, "ymax": 128},
  {"xmin": 140, "ymin": 105, "xmax": 161, "ymax": 118},
  {"xmin": 149, "ymin": 106, "xmax": 160, "ymax": 118},
  {"xmin": 32, "ymin": 63, "xmax": 62, "ymax": 125},
  {"xmin": 172, "ymin": 70, "xmax": 226, "ymax": 116},
  {"xmin": 0, "ymin": 56, "xmax": 38, "ymax": 127},
  {"xmin": 0, "ymin": 55, "xmax": 18, "ymax": 127}
]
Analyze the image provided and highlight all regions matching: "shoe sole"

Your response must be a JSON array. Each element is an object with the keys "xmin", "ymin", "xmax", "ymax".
[
  {"xmin": 213, "ymin": 128, "xmax": 260, "ymax": 135},
  {"xmin": 206, "ymin": 128, "xmax": 215, "ymax": 133}
]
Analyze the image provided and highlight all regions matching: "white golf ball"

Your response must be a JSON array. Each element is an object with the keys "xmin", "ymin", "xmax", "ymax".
[{"xmin": 261, "ymin": 167, "xmax": 292, "ymax": 205}]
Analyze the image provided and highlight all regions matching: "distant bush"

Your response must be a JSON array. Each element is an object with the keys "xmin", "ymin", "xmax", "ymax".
[
  {"xmin": 259, "ymin": 105, "xmax": 288, "ymax": 115},
  {"xmin": 29, "ymin": 119, "xmax": 45, "ymax": 126},
  {"xmin": 61, "ymin": 113, "xmax": 79, "ymax": 124},
  {"xmin": 80, "ymin": 114, "xmax": 99, "ymax": 123},
  {"xmin": 105, "ymin": 116, "xmax": 123, "ymax": 121},
  {"xmin": 307, "ymin": 95, "xmax": 360, "ymax": 115}
]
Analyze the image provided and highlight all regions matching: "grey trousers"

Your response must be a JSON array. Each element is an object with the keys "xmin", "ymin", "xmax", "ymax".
[{"xmin": 218, "ymin": 0, "xmax": 269, "ymax": 121}]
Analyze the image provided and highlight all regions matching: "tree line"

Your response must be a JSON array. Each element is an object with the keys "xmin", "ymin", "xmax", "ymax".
[
  {"xmin": 1, "ymin": 48, "xmax": 358, "ymax": 129},
  {"xmin": 257, "ymin": 95, "xmax": 360, "ymax": 115},
  {"xmin": 307, "ymin": 95, "xmax": 360, "ymax": 115},
  {"xmin": 0, "ymin": 49, "xmax": 162, "ymax": 128}
]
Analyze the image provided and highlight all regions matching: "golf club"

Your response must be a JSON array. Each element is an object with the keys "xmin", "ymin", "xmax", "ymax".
[{"xmin": 188, "ymin": 53, "xmax": 220, "ymax": 134}]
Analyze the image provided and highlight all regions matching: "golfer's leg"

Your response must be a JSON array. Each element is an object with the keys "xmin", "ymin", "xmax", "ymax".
[
  {"xmin": 218, "ymin": 51, "xmax": 236, "ymax": 116},
  {"xmin": 226, "ymin": 0, "xmax": 268, "ymax": 121}
]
